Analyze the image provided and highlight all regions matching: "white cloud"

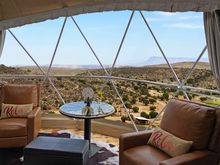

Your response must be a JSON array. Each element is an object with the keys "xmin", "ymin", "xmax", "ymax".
[
  {"xmin": 146, "ymin": 17, "xmax": 163, "ymax": 22},
  {"xmin": 85, "ymin": 27, "xmax": 100, "ymax": 30},
  {"xmin": 158, "ymin": 12, "xmax": 177, "ymax": 16},
  {"xmin": 180, "ymin": 15, "xmax": 201, "ymax": 20},
  {"xmin": 164, "ymin": 23, "xmax": 203, "ymax": 29},
  {"xmin": 84, "ymin": 25, "xmax": 117, "ymax": 31}
]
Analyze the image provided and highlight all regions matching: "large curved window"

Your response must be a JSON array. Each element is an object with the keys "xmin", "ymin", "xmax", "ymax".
[{"xmin": 0, "ymin": 11, "xmax": 219, "ymax": 132}]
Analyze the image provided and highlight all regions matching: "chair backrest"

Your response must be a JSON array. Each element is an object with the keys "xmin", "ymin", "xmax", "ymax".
[
  {"xmin": 1, "ymin": 84, "xmax": 40, "ymax": 108},
  {"xmin": 160, "ymin": 98, "xmax": 216, "ymax": 151}
]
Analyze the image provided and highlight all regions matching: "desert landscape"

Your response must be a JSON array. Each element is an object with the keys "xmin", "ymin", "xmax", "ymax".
[{"xmin": 0, "ymin": 62, "xmax": 219, "ymax": 127}]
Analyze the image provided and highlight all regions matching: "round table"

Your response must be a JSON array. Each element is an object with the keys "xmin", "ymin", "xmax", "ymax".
[{"xmin": 59, "ymin": 101, "xmax": 115, "ymax": 148}]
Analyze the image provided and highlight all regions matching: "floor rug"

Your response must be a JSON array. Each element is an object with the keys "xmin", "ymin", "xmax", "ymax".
[{"xmin": 0, "ymin": 131, "xmax": 119, "ymax": 165}]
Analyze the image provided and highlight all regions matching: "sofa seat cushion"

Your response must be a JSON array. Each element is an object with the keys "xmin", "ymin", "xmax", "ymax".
[
  {"xmin": 123, "ymin": 145, "xmax": 170, "ymax": 165},
  {"xmin": 0, "ymin": 118, "xmax": 27, "ymax": 137}
]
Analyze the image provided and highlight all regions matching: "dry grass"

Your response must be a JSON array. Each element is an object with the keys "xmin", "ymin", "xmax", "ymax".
[{"xmin": 19, "ymin": 66, "xmax": 87, "ymax": 75}]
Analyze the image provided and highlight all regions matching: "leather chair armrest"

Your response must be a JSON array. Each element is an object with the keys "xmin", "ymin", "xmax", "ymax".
[
  {"xmin": 119, "ymin": 130, "xmax": 152, "ymax": 165},
  {"xmin": 159, "ymin": 151, "xmax": 218, "ymax": 165},
  {"xmin": 27, "ymin": 107, "xmax": 41, "ymax": 143},
  {"xmin": 119, "ymin": 130, "xmax": 152, "ymax": 152}
]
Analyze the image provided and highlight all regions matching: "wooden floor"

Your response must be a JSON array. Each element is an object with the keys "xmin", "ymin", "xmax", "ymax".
[{"xmin": 41, "ymin": 114, "xmax": 146, "ymax": 138}]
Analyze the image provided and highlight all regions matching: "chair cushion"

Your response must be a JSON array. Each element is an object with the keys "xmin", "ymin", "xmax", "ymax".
[
  {"xmin": 1, "ymin": 103, "xmax": 33, "ymax": 119},
  {"xmin": 123, "ymin": 145, "xmax": 170, "ymax": 165},
  {"xmin": 160, "ymin": 99, "xmax": 216, "ymax": 150},
  {"xmin": 0, "ymin": 118, "xmax": 27, "ymax": 137},
  {"xmin": 148, "ymin": 127, "xmax": 193, "ymax": 157}
]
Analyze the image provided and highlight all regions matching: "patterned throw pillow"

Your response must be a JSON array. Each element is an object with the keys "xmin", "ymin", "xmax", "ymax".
[
  {"xmin": 147, "ymin": 127, "xmax": 193, "ymax": 157},
  {"xmin": 1, "ymin": 103, "xmax": 33, "ymax": 119}
]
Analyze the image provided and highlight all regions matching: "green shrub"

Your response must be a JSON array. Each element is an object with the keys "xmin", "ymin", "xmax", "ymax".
[
  {"xmin": 170, "ymin": 88, "xmax": 176, "ymax": 92},
  {"xmin": 186, "ymin": 78, "xmax": 194, "ymax": 84},
  {"xmin": 59, "ymin": 84, "xmax": 64, "ymax": 88},
  {"xmin": 78, "ymin": 79, "xmax": 86, "ymax": 84},
  {"xmin": 127, "ymin": 114, "xmax": 134, "ymax": 121},
  {"xmin": 188, "ymin": 95, "xmax": 193, "ymax": 100},
  {"xmin": 121, "ymin": 116, "xmax": 127, "ymax": 122},
  {"xmin": 200, "ymin": 97, "xmax": 208, "ymax": 102},
  {"xmin": 204, "ymin": 91, "xmax": 211, "ymax": 95},
  {"xmin": 152, "ymin": 96, "xmax": 157, "ymax": 99},
  {"xmin": 42, "ymin": 104, "xmax": 47, "ymax": 110},
  {"xmin": 162, "ymin": 92, "xmax": 169, "ymax": 101},
  {"xmin": 122, "ymin": 95, "xmax": 129, "ymax": 102},
  {"xmin": 70, "ymin": 78, "xmax": 75, "ymax": 81},
  {"xmin": 149, "ymin": 111, "xmax": 158, "ymax": 118},
  {"xmin": 144, "ymin": 96, "xmax": 148, "ymax": 99},
  {"xmin": 140, "ymin": 87, "xmax": 148, "ymax": 95},
  {"xmin": 140, "ymin": 111, "xmax": 149, "ymax": 119},
  {"xmin": 56, "ymin": 77, "xmax": 62, "ymax": 81},
  {"xmin": 149, "ymin": 98, "xmax": 156, "ymax": 104},
  {"xmin": 184, "ymin": 94, "xmax": 192, "ymax": 100},
  {"xmin": 159, "ymin": 96, "xmax": 165, "ymax": 101},
  {"xmin": 179, "ymin": 91, "xmax": 184, "ymax": 96},
  {"xmin": 113, "ymin": 106, "xmax": 117, "ymax": 113},
  {"xmin": 108, "ymin": 101, "xmax": 113, "ymax": 105},
  {"xmin": 192, "ymin": 94, "xmax": 197, "ymax": 98},
  {"xmin": 188, "ymin": 95, "xmax": 192, "ymax": 100},
  {"xmin": 143, "ymin": 98, "xmax": 149, "ymax": 105},
  {"xmin": 150, "ymin": 106, "xmax": 156, "ymax": 111},
  {"xmin": 139, "ymin": 97, "xmax": 144, "ymax": 102},
  {"xmin": 134, "ymin": 86, "xmax": 139, "ymax": 90},
  {"xmin": 132, "ymin": 106, "xmax": 139, "ymax": 113},
  {"xmin": 131, "ymin": 98, "xmax": 137, "ymax": 104},
  {"xmin": 125, "ymin": 102, "xmax": 132, "ymax": 109}
]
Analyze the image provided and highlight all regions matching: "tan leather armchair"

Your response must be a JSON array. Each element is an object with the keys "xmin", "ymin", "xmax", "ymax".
[
  {"xmin": 120, "ymin": 98, "xmax": 220, "ymax": 165},
  {"xmin": 0, "ymin": 84, "xmax": 41, "ymax": 148}
]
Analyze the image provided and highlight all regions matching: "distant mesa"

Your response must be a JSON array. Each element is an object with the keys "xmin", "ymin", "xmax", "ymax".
[
  {"xmin": 16, "ymin": 64, "xmax": 113, "ymax": 69},
  {"xmin": 136, "ymin": 56, "xmax": 209, "ymax": 66},
  {"xmin": 8, "ymin": 56, "xmax": 210, "ymax": 69}
]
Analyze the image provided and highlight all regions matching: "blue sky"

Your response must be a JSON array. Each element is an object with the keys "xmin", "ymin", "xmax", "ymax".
[{"xmin": 0, "ymin": 11, "xmax": 207, "ymax": 66}]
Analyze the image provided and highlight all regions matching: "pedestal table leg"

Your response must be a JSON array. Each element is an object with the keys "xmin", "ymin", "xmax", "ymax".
[
  {"xmin": 84, "ymin": 118, "xmax": 101, "ymax": 157},
  {"xmin": 84, "ymin": 118, "xmax": 91, "ymax": 149}
]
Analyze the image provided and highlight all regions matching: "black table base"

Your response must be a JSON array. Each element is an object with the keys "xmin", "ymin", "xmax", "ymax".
[
  {"xmin": 84, "ymin": 119, "xmax": 91, "ymax": 147},
  {"xmin": 84, "ymin": 118, "xmax": 101, "ymax": 157}
]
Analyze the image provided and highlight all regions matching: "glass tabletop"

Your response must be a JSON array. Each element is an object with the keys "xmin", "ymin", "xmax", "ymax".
[{"xmin": 59, "ymin": 101, "xmax": 115, "ymax": 119}]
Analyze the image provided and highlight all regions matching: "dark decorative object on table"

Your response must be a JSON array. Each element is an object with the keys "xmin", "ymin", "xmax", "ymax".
[
  {"xmin": 82, "ymin": 87, "xmax": 94, "ymax": 107},
  {"xmin": 85, "ymin": 97, "xmax": 92, "ymax": 107}
]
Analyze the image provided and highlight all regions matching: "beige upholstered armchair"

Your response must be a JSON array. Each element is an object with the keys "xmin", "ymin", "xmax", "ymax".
[
  {"xmin": 120, "ymin": 98, "xmax": 220, "ymax": 165},
  {"xmin": 0, "ymin": 84, "xmax": 41, "ymax": 148}
]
